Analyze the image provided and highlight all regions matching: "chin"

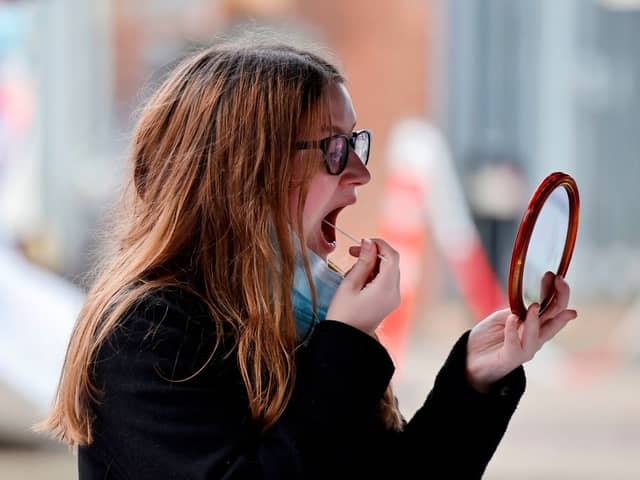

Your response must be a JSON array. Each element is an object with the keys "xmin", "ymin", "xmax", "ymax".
[{"xmin": 307, "ymin": 242, "xmax": 328, "ymax": 262}]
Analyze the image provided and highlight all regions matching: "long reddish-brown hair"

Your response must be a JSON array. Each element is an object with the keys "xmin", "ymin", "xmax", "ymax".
[{"xmin": 37, "ymin": 36, "xmax": 402, "ymax": 447}]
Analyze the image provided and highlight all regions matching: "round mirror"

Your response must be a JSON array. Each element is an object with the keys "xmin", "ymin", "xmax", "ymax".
[{"xmin": 508, "ymin": 172, "xmax": 580, "ymax": 318}]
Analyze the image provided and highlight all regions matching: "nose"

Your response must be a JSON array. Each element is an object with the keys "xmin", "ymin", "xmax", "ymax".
[{"xmin": 340, "ymin": 150, "xmax": 371, "ymax": 186}]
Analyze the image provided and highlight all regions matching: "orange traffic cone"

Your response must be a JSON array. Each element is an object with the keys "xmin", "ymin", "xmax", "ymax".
[{"xmin": 378, "ymin": 170, "xmax": 428, "ymax": 368}]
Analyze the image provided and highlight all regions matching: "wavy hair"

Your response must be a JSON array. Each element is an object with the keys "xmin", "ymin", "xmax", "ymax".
[{"xmin": 37, "ymin": 37, "xmax": 402, "ymax": 447}]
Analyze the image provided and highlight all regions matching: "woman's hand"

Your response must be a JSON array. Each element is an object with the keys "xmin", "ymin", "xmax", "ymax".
[
  {"xmin": 466, "ymin": 275, "xmax": 578, "ymax": 393},
  {"xmin": 325, "ymin": 238, "xmax": 400, "ymax": 335}
]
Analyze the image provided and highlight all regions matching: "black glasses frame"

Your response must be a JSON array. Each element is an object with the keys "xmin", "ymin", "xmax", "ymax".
[{"xmin": 296, "ymin": 129, "xmax": 371, "ymax": 175}]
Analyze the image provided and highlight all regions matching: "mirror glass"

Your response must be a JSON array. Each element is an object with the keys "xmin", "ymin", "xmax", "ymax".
[{"xmin": 521, "ymin": 186, "xmax": 570, "ymax": 312}]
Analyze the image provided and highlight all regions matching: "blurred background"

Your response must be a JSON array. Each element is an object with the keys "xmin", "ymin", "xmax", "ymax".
[{"xmin": 1, "ymin": 0, "xmax": 639, "ymax": 478}]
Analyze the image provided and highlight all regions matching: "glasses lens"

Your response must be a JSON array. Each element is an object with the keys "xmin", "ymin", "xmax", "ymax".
[
  {"xmin": 325, "ymin": 137, "xmax": 347, "ymax": 174},
  {"xmin": 354, "ymin": 131, "xmax": 370, "ymax": 166}
]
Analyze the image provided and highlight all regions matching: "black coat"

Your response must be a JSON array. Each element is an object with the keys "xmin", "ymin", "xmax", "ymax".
[{"xmin": 79, "ymin": 287, "xmax": 525, "ymax": 479}]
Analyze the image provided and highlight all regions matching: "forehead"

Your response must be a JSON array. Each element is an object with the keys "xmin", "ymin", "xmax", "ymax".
[{"xmin": 324, "ymin": 82, "xmax": 356, "ymax": 134}]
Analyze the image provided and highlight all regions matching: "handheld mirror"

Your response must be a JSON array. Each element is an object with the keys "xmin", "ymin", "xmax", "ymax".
[{"xmin": 508, "ymin": 172, "xmax": 580, "ymax": 318}]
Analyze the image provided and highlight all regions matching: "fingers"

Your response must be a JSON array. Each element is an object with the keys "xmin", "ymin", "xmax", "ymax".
[
  {"xmin": 521, "ymin": 298, "xmax": 577, "ymax": 362},
  {"xmin": 350, "ymin": 239, "xmax": 399, "ymax": 263},
  {"xmin": 521, "ymin": 303, "xmax": 541, "ymax": 361},
  {"xmin": 345, "ymin": 237, "xmax": 399, "ymax": 283},
  {"xmin": 357, "ymin": 235, "xmax": 399, "ymax": 266},
  {"xmin": 369, "ymin": 238, "xmax": 400, "ymax": 291},
  {"xmin": 342, "ymin": 238, "xmax": 378, "ymax": 290},
  {"xmin": 540, "ymin": 275, "xmax": 571, "ymax": 321},
  {"xmin": 348, "ymin": 245, "xmax": 379, "ymax": 281},
  {"xmin": 540, "ymin": 271, "xmax": 555, "ymax": 304},
  {"xmin": 368, "ymin": 238, "xmax": 399, "ymax": 266},
  {"xmin": 540, "ymin": 309, "xmax": 578, "ymax": 343},
  {"xmin": 328, "ymin": 236, "xmax": 401, "ymax": 333},
  {"xmin": 553, "ymin": 276, "xmax": 571, "ymax": 311}
]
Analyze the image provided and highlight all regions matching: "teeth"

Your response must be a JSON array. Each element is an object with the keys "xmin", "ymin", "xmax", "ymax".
[{"xmin": 322, "ymin": 230, "xmax": 336, "ymax": 248}]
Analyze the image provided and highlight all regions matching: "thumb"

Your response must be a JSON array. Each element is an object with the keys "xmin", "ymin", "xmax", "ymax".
[{"xmin": 343, "ymin": 238, "xmax": 377, "ymax": 289}]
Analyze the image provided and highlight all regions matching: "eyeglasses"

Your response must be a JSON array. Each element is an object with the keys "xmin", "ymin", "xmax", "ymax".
[{"xmin": 296, "ymin": 129, "xmax": 371, "ymax": 175}]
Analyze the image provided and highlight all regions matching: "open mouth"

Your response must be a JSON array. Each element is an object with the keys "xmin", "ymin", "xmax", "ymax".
[{"xmin": 320, "ymin": 207, "xmax": 342, "ymax": 247}]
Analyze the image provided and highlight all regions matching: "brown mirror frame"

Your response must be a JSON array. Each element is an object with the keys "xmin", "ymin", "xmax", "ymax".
[{"xmin": 508, "ymin": 171, "xmax": 580, "ymax": 318}]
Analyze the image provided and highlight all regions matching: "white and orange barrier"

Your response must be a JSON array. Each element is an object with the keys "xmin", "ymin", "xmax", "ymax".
[
  {"xmin": 378, "ymin": 167, "xmax": 429, "ymax": 368},
  {"xmin": 379, "ymin": 119, "xmax": 508, "ymax": 368}
]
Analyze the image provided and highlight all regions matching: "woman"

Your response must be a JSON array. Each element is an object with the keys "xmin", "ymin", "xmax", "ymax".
[{"xmin": 38, "ymin": 38, "xmax": 577, "ymax": 479}]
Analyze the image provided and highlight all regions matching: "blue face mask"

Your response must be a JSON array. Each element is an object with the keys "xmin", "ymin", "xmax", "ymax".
[{"xmin": 292, "ymin": 242, "xmax": 344, "ymax": 338}]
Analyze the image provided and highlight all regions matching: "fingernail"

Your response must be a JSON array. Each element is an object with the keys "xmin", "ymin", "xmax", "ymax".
[{"xmin": 361, "ymin": 238, "xmax": 372, "ymax": 250}]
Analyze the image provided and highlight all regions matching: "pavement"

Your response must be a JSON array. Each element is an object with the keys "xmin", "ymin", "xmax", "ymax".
[{"xmin": 395, "ymin": 300, "xmax": 640, "ymax": 479}]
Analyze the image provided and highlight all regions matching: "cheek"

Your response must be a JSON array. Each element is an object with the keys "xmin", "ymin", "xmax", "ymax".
[
  {"xmin": 302, "ymin": 184, "xmax": 324, "ymax": 221},
  {"xmin": 302, "ymin": 176, "xmax": 333, "ymax": 224},
  {"xmin": 288, "ymin": 167, "xmax": 338, "ymax": 238},
  {"xmin": 287, "ymin": 178, "xmax": 324, "ymax": 229}
]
